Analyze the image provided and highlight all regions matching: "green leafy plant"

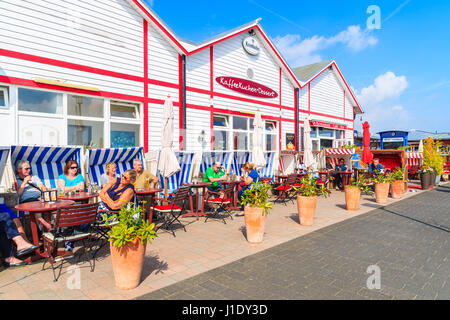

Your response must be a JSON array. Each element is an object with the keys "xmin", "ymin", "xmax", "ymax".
[
  {"xmin": 346, "ymin": 176, "xmax": 372, "ymax": 195},
  {"xmin": 389, "ymin": 168, "xmax": 404, "ymax": 181},
  {"xmin": 241, "ymin": 182, "xmax": 273, "ymax": 215},
  {"xmin": 103, "ymin": 202, "xmax": 157, "ymax": 248},
  {"xmin": 372, "ymin": 172, "xmax": 391, "ymax": 184},
  {"xmin": 292, "ymin": 174, "xmax": 330, "ymax": 198},
  {"xmin": 342, "ymin": 143, "xmax": 357, "ymax": 149}
]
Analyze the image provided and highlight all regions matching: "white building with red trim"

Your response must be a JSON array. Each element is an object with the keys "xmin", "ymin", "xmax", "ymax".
[{"xmin": 0, "ymin": 0, "xmax": 363, "ymax": 154}]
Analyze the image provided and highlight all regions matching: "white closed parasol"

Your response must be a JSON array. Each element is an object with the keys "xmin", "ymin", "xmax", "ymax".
[
  {"xmin": 158, "ymin": 95, "xmax": 180, "ymax": 199},
  {"xmin": 252, "ymin": 109, "xmax": 266, "ymax": 171}
]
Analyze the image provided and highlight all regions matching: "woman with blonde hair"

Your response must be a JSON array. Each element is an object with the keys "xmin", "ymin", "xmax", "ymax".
[
  {"xmin": 235, "ymin": 162, "xmax": 260, "ymax": 216},
  {"xmin": 99, "ymin": 162, "xmax": 118, "ymax": 186}
]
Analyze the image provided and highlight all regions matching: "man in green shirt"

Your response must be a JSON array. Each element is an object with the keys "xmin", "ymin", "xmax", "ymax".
[{"xmin": 203, "ymin": 162, "xmax": 227, "ymax": 192}]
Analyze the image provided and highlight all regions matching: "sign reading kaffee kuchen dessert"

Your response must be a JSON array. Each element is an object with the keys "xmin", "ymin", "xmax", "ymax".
[{"xmin": 216, "ymin": 76, "xmax": 278, "ymax": 99}]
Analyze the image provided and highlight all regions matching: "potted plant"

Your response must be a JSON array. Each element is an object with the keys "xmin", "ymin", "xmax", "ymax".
[
  {"xmin": 292, "ymin": 174, "xmax": 330, "ymax": 226},
  {"xmin": 431, "ymin": 140, "xmax": 444, "ymax": 186},
  {"xmin": 344, "ymin": 176, "xmax": 372, "ymax": 211},
  {"xmin": 102, "ymin": 202, "xmax": 157, "ymax": 290},
  {"xmin": 421, "ymin": 137, "xmax": 435, "ymax": 188},
  {"xmin": 373, "ymin": 172, "xmax": 391, "ymax": 204},
  {"xmin": 389, "ymin": 168, "xmax": 405, "ymax": 199},
  {"xmin": 420, "ymin": 167, "xmax": 433, "ymax": 190},
  {"xmin": 241, "ymin": 182, "xmax": 273, "ymax": 244}
]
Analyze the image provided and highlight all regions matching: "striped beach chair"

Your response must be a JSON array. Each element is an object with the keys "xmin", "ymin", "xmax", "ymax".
[
  {"xmin": 158, "ymin": 151, "xmax": 195, "ymax": 196},
  {"xmin": 86, "ymin": 147, "xmax": 143, "ymax": 186},
  {"xmin": 200, "ymin": 152, "xmax": 232, "ymax": 174},
  {"xmin": 258, "ymin": 151, "xmax": 278, "ymax": 179},
  {"xmin": 232, "ymin": 151, "xmax": 250, "ymax": 177},
  {"xmin": 0, "ymin": 147, "xmax": 9, "ymax": 181},
  {"xmin": 10, "ymin": 145, "xmax": 82, "ymax": 189}
]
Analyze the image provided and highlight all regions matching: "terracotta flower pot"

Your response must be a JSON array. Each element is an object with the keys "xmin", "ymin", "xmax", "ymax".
[
  {"xmin": 390, "ymin": 180, "xmax": 403, "ymax": 199},
  {"xmin": 297, "ymin": 195, "xmax": 317, "ymax": 226},
  {"xmin": 110, "ymin": 239, "xmax": 147, "ymax": 290},
  {"xmin": 374, "ymin": 182, "xmax": 390, "ymax": 204},
  {"xmin": 244, "ymin": 206, "xmax": 266, "ymax": 243},
  {"xmin": 345, "ymin": 186, "xmax": 361, "ymax": 211}
]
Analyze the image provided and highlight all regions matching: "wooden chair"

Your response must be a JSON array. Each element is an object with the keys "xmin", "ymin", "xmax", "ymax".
[
  {"xmin": 150, "ymin": 186, "xmax": 190, "ymax": 237},
  {"xmin": 42, "ymin": 203, "xmax": 99, "ymax": 282},
  {"xmin": 204, "ymin": 182, "xmax": 236, "ymax": 224},
  {"xmin": 274, "ymin": 174, "xmax": 298, "ymax": 205}
]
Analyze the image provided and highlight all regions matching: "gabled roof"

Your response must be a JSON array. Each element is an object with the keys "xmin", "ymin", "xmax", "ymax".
[
  {"xmin": 293, "ymin": 60, "xmax": 333, "ymax": 82},
  {"xmin": 293, "ymin": 60, "xmax": 363, "ymax": 115},
  {"xmin": 126, "ymin": 0, "xmax": 301, "ymax": 88}
]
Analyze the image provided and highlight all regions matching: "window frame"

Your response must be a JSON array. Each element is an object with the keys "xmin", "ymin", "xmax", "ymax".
[{"xmin": 0, "ymin": 86, "xmax": 9, "ymax": 109}]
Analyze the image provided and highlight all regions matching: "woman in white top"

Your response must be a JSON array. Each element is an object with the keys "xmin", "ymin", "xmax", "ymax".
[{"xmin": 99, "ymin": 162, "xmax": 118, "ymax": 187}]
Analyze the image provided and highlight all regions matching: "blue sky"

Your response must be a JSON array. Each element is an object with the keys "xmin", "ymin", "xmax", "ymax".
[{"xmin": 144, "ymin": 0, "xmax": 449, "ymax": 134}]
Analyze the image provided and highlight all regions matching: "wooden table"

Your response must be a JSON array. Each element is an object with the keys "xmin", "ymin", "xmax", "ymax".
[
  {"xmin": 14, "ymin": 200, "xmax": 75, "ymax": 262},
  {"xmin": 135, "ymin": 188, "xmax": 163, "ymax": 222},
  {"xmin": 58, "ymin": 192, "xmax": 98, "ymax": 204},
  {"xmin": 181, "ymin": 182, "xmax": 211, "ymax": 220},
  {"xmin": 335, "ymin": 171, "xmax": 353, "ymax": 191}
]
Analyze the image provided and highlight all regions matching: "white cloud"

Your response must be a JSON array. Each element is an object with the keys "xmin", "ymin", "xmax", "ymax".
[
  {"xmin": 354, "ymin": 72, "xmax": 411, "ymax": 132},
  {"xmin": 356, "ymin": 71, "xmax": 408, "ymax": 106},
  {"xmin": 274, "ymin": 25, "xmax": 377, "ymax": 67}
]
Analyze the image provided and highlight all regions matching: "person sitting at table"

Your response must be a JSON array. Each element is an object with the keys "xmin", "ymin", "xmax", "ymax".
[
  {"xmin": 203, "ymin": 162, "xmax": 227, "ymax": 193},
  {"xmin": 297, "ymin": 162, "xmax": 307, "ymax": 174},
  {"xmin": 235, "ymin": 162, "xmax": 260, "ymax": 217},
  {"xmin": 368, "ymin": 158, "xmax": 385, "ymax": 174},
  {"xmin": 333, "ymin": 158, "xmax": 348, "ymax": 190},
  {"xmin": 133, "ymin": 159, "xmax": 159, "ymax": 189},
  {"xmin": 97, "ymin": 169, "xmax": 137, "ymax": 219},
  {"xmin": 15, "ymin": 160, "xmax": 47, "ymax": 204},
  {"xmin": 57, "ymin": 160, "xmax": 85, "ymax": 193},
  {"xmin": 326, "ymin": 158, "xmax": 335, "ymax": 171},
  {"xmin": 15, "ymin": 160, "xmax": 47, "ymax": 238},
  {"xmin": 99, "ymin": 162, "xmax": 118, "ymax": 187},
  {"xmin": 1, "ymin": 210, "xmax": 40, "ymax": 268}
]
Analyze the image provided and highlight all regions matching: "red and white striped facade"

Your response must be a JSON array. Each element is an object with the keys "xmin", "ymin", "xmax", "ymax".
[
  {"xmin": 0, "ymin": 0, "xmax": 362, "ymax": 152},
  {"xmin": 406, "ymin": 152, "xmax": 423, "ymax": 167}
]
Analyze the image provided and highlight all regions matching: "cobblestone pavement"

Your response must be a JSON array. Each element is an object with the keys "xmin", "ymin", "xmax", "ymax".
[{"xmin": 137, "ymin": 184, "xmax": 450, "ymax": 300}]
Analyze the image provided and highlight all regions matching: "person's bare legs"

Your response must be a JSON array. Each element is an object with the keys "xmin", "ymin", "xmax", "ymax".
[
  {"xmin": 11, "ymin": 235, "xmax": 35, "ymax": 251},
  {"xmin": 13, "ymin": 218, "xmax": 30, "ymax": 242},
  {"xmin": 4, "ymin": 256, "xmax": 24, "ymax": 264}
]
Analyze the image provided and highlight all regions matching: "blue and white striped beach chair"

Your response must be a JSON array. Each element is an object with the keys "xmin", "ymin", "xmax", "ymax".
[
  {"xmin": 10, "ymin": 145, "xmax": 82, "ymax": 189},
  {"xmin": 200, "ymin": 152, "xmax": 232, "ymax": 174},
  {"xmin": 0, "ymin": 147, "xmax": 9, "ymax": 181},
  {"xmin": 87, "ymin": 147, "xmax": 143, "ymax": 186},
  {"xmin": 158, "ymin": 151, "xmax": 195, "ymax": 196},
  {"xmin": 231, "ymin": 151, "xmax": 250, "ymax": 177},
  {"xmin": 258, "ymin": 152, "xmax": 278, "ymax": 179}
]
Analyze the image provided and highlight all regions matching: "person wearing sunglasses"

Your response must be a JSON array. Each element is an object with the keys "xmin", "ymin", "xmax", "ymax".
[
  {"xmin": 98, "ymin": 169, "xmax": 137, "ymax": 214},
  {"xmin": 15, "ymin": 160, "xmax": 47, "ymax": 204},
  {"xmin": 57, "ymin": 160, "xmax": 85, "ymax": 193}
]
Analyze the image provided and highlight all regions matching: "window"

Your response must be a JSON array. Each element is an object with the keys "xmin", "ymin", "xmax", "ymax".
[
  {"xmin": 213, "ymin": 130, "xmax": 228, "ymax": 150},
  {"xmin": 310, "ymin": 127, "xmax": 317, "ymax": 138},
  {"xmin": 110, "ymin": 101, "xmax": 139, "ymax": 119},
  {"xmin": 68, "ymin": 119, "xmax": 104, "ymax": 147},
  {"xmin": 319, "ymin": 128, "xmax": 334, "ymax": 138},
  {"xmin": 212, "ymin": 113, "xmax": 278, "ymax": 152},
  {"xmin": 265, "ymin": 121, "xmax": 277, "ymax": 151},
  {"xmin": 18, "ymin": 88, "xmax": 62, "ymax": 114},
  {"xmin": 233, "ymin": 132, "xmax": 248, "ymax": 150},
  {"xmin": 111, "ymin": 123, "xmax": 140, "ymax": 148},
  {"xmin": 68, "ymin": 95, "xmax": 103, "ymax": 118},
  {"xmin": 233, "ymin": 116, "xmax": 248, "ymax": 130},
  {"xmin": 0, "ymin": 86, "xmax": 9, "ymax": 109}
]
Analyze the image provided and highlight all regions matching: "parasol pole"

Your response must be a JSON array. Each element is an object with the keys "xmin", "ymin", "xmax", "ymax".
[{"xmin": 164, "ymin": 177, "xmax": 168, "ymax": 200}]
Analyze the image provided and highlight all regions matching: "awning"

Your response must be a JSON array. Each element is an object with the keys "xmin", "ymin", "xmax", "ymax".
[
  {"xmin": 324, "ymin": 148, "xmax": 355, "ymax": 155},
  {"xmin": 406, "ymin": 152, "xmax": 423, "ymax": 159}
]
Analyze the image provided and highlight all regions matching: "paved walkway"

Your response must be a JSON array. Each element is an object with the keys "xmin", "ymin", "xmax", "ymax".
[
  {"xmin": 137, "ymin": 184, "xmax": 450, "ymax": 300},
  {"xmin": 0, "ymin": 183, "xmax": 444, "ymax": 299}
]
